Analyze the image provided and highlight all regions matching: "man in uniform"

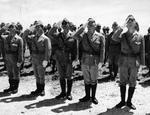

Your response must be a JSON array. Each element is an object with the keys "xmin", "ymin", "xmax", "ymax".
[
  {"xmin": 74, "ymin": 18, "xmax": 105, "ymax": 104},
  {"xmin": 48, "ymin": 19, "xmax": 77, "ymax": 100},
  {"xmin": 144, "ymin": 27, "xmax": 150, "ymax": 76},
  {"xmin": 1, "ymin": 24, "xmax": 24, "ymax": 94},
  {"xmin": 105, "ymin": 22, "xmax": 120, "ymax": 80},
  {"xmin": 27, "ymin": 21, "xmax": 51, "ymax": 96},
  {"xmin": 95, "ymin": 24, "xmax": 101, "ymax": 33},
  {"xmin": 112, "ymin": 15, "xmax": 145, "ymax": 110}
]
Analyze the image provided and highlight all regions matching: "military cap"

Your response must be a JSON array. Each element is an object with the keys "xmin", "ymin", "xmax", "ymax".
[
  {"xmin": 96, "ymin": 24, "xmax": 101, "ymax": 28},
  {"xmin": 0, "ymin": 22, "xmax": 5, "ymax": 28},
  {"xmin": 126, "ymin": 15, "xmax": 135, "ymax": 23},
  {"xmin": 148, "ymin": 27, "xmax": 150, "ymax": 33},
  {"xmin": 88, "ymin": 18, "xmax": 96, "ymax": 27},
  {"xmin": 35, "ymin": 20, "xmax": 43, "ymax": 26},
  {"xmin": 62, "ymin": 18, "xmax": 69, "ymax": 26},
  {"xmin": 112, "ymin": 22, "xmax": 118, "ymax": 28}
]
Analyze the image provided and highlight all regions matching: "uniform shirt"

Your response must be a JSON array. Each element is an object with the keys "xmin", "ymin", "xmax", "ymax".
[
  {"xmin": 48, "ymin": 28, "xmax": 77, "ymax": 63},
  {"xmin": 2, "ymin": 34, "xmax": 23, "ymax": 63},
  {"xmin": 74, "ymin": 26, "xmax": 105, "ymax": 65},
  {"xmin": 106, "ymin": 31, "xmax": 121, "ymax": 56},
  {"xmin": 144, "ymin": 33, "xmax": 150, "ymax": 54},
  {"xmin": 30, "ymin": 34, "xmax": 51, "ymax": 61},
  {"xmin": 112, "ymin": 27, "xmax": 145, "ymax": 65}
]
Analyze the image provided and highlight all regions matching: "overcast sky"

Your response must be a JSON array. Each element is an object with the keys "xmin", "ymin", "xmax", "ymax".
[{"xmin": 0, "ymin": 0, "xmax": 150, "ymax": 34}]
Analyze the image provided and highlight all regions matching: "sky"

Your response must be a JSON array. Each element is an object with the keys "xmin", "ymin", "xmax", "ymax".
[{"xmin": 0, "ymin": 0, "xmax": 150, "ymax": 34}]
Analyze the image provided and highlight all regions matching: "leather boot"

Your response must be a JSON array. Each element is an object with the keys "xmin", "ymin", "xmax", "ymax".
[
  {"xmin": 11, "ymin": 79, "xmax": 19, "ymax": 94},
  {"xmin": 66, "ymin": 79, "xmax": 73, "ymax": 100},
  {"xmin": 3, "ymin": 79, "xmax": 13, "ymax": 93},
  {"xmin": 55, "ymin": 79, "xmax": 66, "ymax": 99},
  {"xmin": 30, "ymin": 82, "xmax": 41, "ymax": 96},
  {"xmin": 115, "ymin": 85, "xmax": 126, "ymax": 108},
  {"xmin": 126, "ymin": 87, "xmax": 136, "ymax": 110},
  {"xmin": 79, "ymin": 84, "xmax": 90, "ymax": 102},
  {"xmin": 91, "ymin": 84, "xmax": 98, "ymax": 104},
  {"xmin": 39, "ymin": 84, "xmax": 45, "ymax": 96}
]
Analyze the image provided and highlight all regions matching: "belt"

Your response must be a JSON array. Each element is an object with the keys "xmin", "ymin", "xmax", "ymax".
[
  {"xmin": 32, "ymin": 51, "xmax": 45, "ymax": 54},
  {"xmin": 82, "ymin": 51, "xmax": 100, "ymax": 56},
  {"xmin": 5, "ymin": 50, "xmax": 18, "ymax": 54},
  {"xmin": 121, "ymin": 52, "xmax": 139, "ymax": 57}
]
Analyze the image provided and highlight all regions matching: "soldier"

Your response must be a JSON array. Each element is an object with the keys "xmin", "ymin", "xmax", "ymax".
[
  {"xmin": 112, "ymin": 15, "xmax": 145, "ymax": 110},
  {"xmin": 1, "ymin": 24, "xmax": 24, "ymax": 94},
  {"xmin": 48, "ymin": 19, "xmax": 77, "ymax": 100},
  {"xmin": 95, "ymin": 24, "xmax": 101, "ymax": 33},
  {"xmin": 105, "ymin": 22, "xmax": 120, "ymax": 80},
  {"xmin": 103, "ymin": 26, "xmax": 110, "ymax": 65},
  {"xmin": 27, "ymin": 21, "xmax": 51, "ymax": 96},
  {"xmin": 144, "ymin": 27, "xmax": 150, "ymax": 76},
  {"xmin": 74, "ymin": 18, "xmax": 105, "ymax": 104}
]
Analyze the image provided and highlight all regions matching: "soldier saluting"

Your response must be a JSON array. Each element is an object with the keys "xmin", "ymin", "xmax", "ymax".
[
  {"xmin": 112, "ymin": 15, "xmax": 145, "ymax": 110},
  {"xmin": 74, "ymin": 18, "xmax": 105, "ymax": 104},
  {"xmin": 1, "ymin": 24, "xmax": 24, "ymax": 94},
  {"xmin": 48, "ymin": 19, "xmax": 77, "ymax": 100}
]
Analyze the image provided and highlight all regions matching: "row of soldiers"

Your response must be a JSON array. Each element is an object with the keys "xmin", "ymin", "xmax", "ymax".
[{"xmin": 0, "ymin": 15, "xmax": 148, "ymax": 110}]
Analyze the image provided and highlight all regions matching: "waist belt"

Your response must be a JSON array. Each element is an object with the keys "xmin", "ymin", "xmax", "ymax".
[
  {"xmin": 32, "ymin": 50, "xmax": 45, "ymax": 54},
  {"xmin": 5, "ymin": 50, "xmax": 18, "ymax": 54},
  {"xmin": 121, "ymin": 52, "xmax": 139, "ymax": 57},
  {"xmin": 83, "ymin": 50, "xmax": 100, "ymax": 56}
]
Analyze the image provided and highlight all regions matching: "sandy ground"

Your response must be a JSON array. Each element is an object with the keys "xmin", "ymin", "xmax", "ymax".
[{"xmin": 0, "ymin": 74, "xmax": 150, "ymax": 115}]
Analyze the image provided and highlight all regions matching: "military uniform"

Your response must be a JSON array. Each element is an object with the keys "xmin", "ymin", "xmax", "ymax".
[
  {"xmin": 0, "ymin": 28, "xmax": 5, "ymax": 59},
  {"xmin": 106, "ymin": 31, "xmax": 120, "ymax": 80},
  {"xmin": 27, "ymin": 31, "xmax": 51, "ymax": 96},
  {"xmin": 48, "ymin": 26, "xmax": 77, "ymax": 100},
  {"xmin": 2, "ymin": 33, "xmax": 23, "ymax": 94},
  {"xmin": 74, "ymin": 22, "xmax": 105, "ymax": 104},
  {"xmin": 112, "ymin": 27, "xmax": 145, "ymax": 109},
  {"xmin": 144, "ymin": 33, "xmax": 150, "ymax": 75}
]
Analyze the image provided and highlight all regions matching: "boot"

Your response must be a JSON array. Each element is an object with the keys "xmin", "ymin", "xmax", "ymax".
[
  {"xmin": 91, "ymin": 84, "xmax": 98, "ymax": 104},
  {"xmin": 79, "ymin": 84, "xmax": 91, "ymax": 102},
  {"xmin": 30, "ymin": 82, "xmax": 41, "ymax": 96},
  {"xmin": 3, "ymin": 79, "xmax": 13, "ymax": 93},
  {"xmin": 66, "ymin": 79, "xmax": 73, "ymax": 100},
  {"xmin": 115, "ymin": 85, "xmax": 126, "ymax": 108},
  {"xmin": 109, "ymin": 65, "xmax": 114, "ymax": 80},
  {"xmin": 113, "ymin": 64, "xmax": 118, "ymax": 79},
  {"xmin": 11, "ymin": 79, "xmax": 19, "ymax": 94},
  {"xmin": 55, "ymin": 79, "xmax": 66, "ymax": 99},
  {"xmin": 126, "ymin": 87, "xmax": 136, "ymax": 110},
  {"xmin": 39, "ymin": 84, "xmax": 45, "ymax": 96}
]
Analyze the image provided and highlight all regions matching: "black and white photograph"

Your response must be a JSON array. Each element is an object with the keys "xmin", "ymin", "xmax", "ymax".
[{"xmin": 0, "ymin": 0, "xmax": 150, "ymax": 115}]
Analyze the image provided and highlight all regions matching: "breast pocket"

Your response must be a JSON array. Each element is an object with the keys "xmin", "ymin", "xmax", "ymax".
[
  {"xmin": 11, "ymin": 43, "xmax": 18, "ymax": 52},
  {"xmin": 132, "ymin": 41, "xmax": 141, "ymax": 53}
]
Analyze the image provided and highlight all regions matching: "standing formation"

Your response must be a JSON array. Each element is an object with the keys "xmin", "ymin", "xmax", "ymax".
[{"xmin": 0, "ymin": 15, "xmax": 148, "ymax": 110}]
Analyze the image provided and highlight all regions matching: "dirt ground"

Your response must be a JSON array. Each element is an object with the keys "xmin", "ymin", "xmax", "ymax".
[{"xmin": 0, "ymin": 74, "xmax": 150, "ymax": 115}]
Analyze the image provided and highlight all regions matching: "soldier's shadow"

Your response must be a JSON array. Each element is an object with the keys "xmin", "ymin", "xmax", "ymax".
[
  {"xmin": 25, "ymin": 98, "xmax": 65, "ymax": 109},
  {"xmin": 0, "ymin": 94, "xmax": 37, "ymax": 103},
  {"xmin": 51, "ymin": 101, "xmax": 92, "ymax": 113},
  {"xmin": 97, "ymin": 106, "xmax": 134, "ymax": 115}
]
